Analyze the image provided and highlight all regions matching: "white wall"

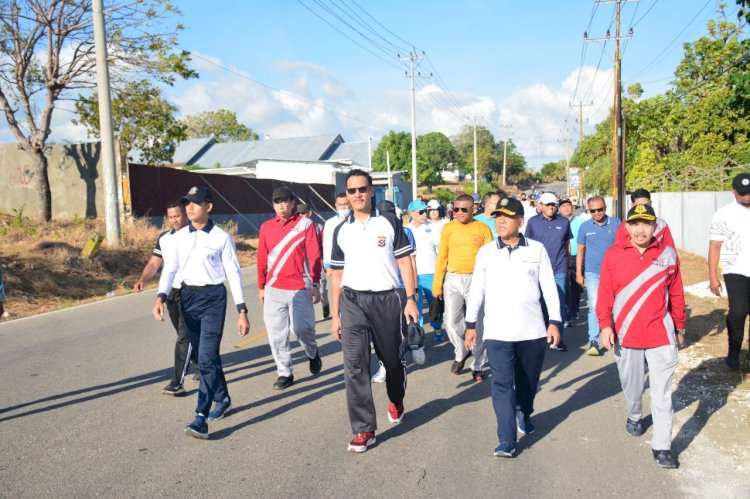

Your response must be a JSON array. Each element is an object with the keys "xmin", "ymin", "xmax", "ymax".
[{"xmin": 255, "ymin": 160, "xmax": 336, "ymax": 185}]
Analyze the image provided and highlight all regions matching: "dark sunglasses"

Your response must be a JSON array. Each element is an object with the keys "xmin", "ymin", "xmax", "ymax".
[
  {"xmin": 453, "ymin": 207, "xmax": 470, "ymax": 213},
  {"xmin": 589, "ymin": 207, "xmax": 605, "ymax": 213},
  {"xmin": 415, "ymin": 210, "xmax": 426, "ymax": 215},
  {"xmin": 346, "ymin": 186, "xmax": 369, "ymax": 195}
]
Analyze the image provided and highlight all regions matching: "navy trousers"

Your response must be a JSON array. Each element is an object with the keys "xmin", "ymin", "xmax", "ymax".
[
  {"xmin": 485, "ymin": 337, "xmax": 547, "ymax": 445},
  {"xmin": 180, "ymin": 284, "xmax": 228, "ymax": 417}
]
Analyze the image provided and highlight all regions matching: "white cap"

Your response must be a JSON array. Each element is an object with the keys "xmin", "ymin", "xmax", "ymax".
[
  {"xmin": 427, "ymin": 199, "xmax": 441, "ymax": 209},
  {"xmin": 539, "ymin": 192, "xmax": 558, "ymax": 205}
]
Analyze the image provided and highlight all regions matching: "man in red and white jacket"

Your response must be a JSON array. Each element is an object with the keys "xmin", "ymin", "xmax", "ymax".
[
  {"xmin": 258, "ymin": 186, "xmax": 323, "ymax": 390},
  {"xmin": 597, "ymin": 203, "xmax": 686, "ymax": 470}
]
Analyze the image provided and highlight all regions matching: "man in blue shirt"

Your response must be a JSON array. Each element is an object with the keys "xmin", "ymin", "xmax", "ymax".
[
  {"xmin": 524, "ymin": 192, "xmax": 573, "ymax": 351},
  {"xmin": 560, "ymin": 197, "xmax": 587, "ymax": 325},
  {"xmin": 576, "ymin": 196, "xmax": 621, "ymax": 355},
  {"xmin": 474, "ymin": 192, "xmax": 500, "ymax": 238}
]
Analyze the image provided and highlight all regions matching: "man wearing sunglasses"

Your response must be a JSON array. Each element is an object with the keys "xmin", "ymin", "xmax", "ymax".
[
  {"xmin": 329, "ymin": 169, "xmax": 419, "ymax": 453},
  {"xmin": 474, "ymin": 192, "xmax": 501, "ymax": 238},
  {"xmin": 576, "ymin": 196, "xmax": 620, "ymax": 356},
  {"xmin": 433, "ymin": 194, "xmax": 494, "ymax": 380},
  {"xmin": 524, "ymin": 192, "xmax": 573, "ymax": 351}
]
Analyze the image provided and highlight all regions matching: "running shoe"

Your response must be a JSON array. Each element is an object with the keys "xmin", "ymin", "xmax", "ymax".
[{"xmin": 348, "ymin": 432, "xmax": 376, "ymax": 453}]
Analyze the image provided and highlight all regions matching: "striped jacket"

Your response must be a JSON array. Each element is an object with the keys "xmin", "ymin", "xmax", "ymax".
[
  {"xmin": 257, "ymin": 214, "xmax": 322, "ymax": 290},
  {"xmin": 596, "ymin": 237, "xmax": 686, "ymax": 348}
]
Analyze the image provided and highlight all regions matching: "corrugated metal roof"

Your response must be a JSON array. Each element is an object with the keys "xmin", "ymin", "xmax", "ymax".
[
  {"xmin": 189, "ymin": 134, "xmax": 344, "ymax": 168},
  {"xmin": 327, "ymin": 141, "xmax": 371, "ymax": 168},
  {"xmin": 173, "ymin": 137, "xmax": 215, "ymax": 165}
]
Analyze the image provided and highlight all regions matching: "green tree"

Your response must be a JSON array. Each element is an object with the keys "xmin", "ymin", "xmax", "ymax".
[
  {"xmin": 450, "ymin": 125, "xmax": 501, "ymax": 180},
  {"xmin": 183, "ymin": 109, "xmax": 258, "ymax": 142},
  {"xmin": 0, "ymin": 0, "xmax": 195, "ymax": 221},
  {"xmin": 416, "ymin": 131, "xmax": 457, "ymax": 189},
  {"xmin": 73, "ymin": 80, "xmax": 187, "ymax": 166},
  {"xmin": 372, "ymin": 130, "xmax": 412, "ymax": 175},
  {"xmin": 541, "ymin": 160, "xmax": 567, "ymax": 181}
]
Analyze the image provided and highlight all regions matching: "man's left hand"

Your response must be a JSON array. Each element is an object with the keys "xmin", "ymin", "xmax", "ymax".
[
  {"xmin": 311, "ymin": 288, "xmax": 321, "ymax": 304},
  {"xmin": 237, "ymin": 313, "xmax": 250, "ymax": 337},
  {"xmin": 404, "ymin": 300, "xmax": 419, "ymax": 324},
  {"xmin": 547, "ymin": 324, "xmax": 560, "ymax": 349}
]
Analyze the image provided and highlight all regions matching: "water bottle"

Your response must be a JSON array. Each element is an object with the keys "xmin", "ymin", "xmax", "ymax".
[{"xmin": 412, "ymin": 346, "xmax": 426, "ymax": 365}]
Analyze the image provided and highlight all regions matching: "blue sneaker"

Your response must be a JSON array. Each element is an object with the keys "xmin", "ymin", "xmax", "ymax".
[
  {"xmin": 184, "ymin": 415, "xmax": 208, "ymax": 439},
  {"xmin": 516, "ymin": 411, "xmax": 534, "ymax": 435},
  {"xmin": 493, "ymin": 442, "xmax": 516, "ymax": 457},
  {"xmin": 208, "ymin": 397, "xmax": 231, "ymax": 421},
  {"xmin": 433, "ymin": 329, "xmax": 445, "ymax": 341}
]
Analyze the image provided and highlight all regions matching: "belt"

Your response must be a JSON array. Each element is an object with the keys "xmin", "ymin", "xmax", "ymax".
[
  {"xmin": 342, "ymin": 286, "xmax": 395, "ymax": 295},
  {"xmin": 181, "ymin": 283, "xmax": 223, "ymax": 291}
]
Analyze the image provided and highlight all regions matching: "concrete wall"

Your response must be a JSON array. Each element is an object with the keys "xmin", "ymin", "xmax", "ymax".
[{"xmin": 0, "ymin": 142, "xmax": 110, "ymax": 219}]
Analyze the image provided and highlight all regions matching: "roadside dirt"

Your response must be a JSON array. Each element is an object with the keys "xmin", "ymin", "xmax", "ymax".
[{"xmin": 0, "ymin": 214, "xmax": 256, "ymax": 320}]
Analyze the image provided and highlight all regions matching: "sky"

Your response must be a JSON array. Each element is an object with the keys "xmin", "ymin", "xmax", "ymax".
[{"xmin": 3, "ymin": 0, "xmax": 738, "ymax": 169}]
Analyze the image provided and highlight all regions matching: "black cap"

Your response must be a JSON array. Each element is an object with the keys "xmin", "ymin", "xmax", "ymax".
[
  {"xmin": 626, "ymin": 203, "xmax": 656, "ymax": 222},
  {"xmin": 558, "ymin": 196, "xmax": 572, "ymax": 206},
  {"xmin": 377, "ymin": 200, "xmax": 396, "ymax": 214},
  {"xmin": 272, "ymin": 186, "xmax": 294, "ymax": 202},
  {"xmin": 491, "ymin": 197, "xmax": 524, "ymax": 217},
  {"xmin": 180, "ymin": 185, "xmax": 212, "ymax": 204},
  {"xmin": 732, "ymin": 173, "xmax": 750, "ymax": 195}
]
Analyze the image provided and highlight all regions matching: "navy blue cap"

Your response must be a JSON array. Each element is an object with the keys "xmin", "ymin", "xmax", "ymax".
[{"xmin": 181, "ymin": 186, "xmax": 212, "ymax": 204}]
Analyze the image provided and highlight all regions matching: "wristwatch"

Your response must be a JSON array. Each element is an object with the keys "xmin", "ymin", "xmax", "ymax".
[
  {"xmin": 676, "ymin": 329, "xmax": 685, "ymax": 336},
  {"xmin": 406, "ymin": 293, "xmax": 418, "ymax": 302},
  {"xmin": 311, "ymin": 283, "xmax": 320, "ymax": 288}
]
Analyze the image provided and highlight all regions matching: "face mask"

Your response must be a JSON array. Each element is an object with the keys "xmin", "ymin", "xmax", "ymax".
[{"xmin": 337, "ymin": 208, "xmax": 351, "ymax": 218}]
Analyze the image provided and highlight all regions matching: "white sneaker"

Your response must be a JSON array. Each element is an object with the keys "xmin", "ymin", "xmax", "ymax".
[{"xmin": 371, "ymin": 361, "xmax": 386, "ymax": 383}]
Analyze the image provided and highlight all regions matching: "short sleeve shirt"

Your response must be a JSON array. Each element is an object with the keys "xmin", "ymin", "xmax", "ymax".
[
  {"xmin": 524, "ymin": 213, "xmax": 573, "ymax": 274},
  {"xmin": 579, "ymin": 216, "xmax": 621, "ymax": 275},
  {"xmin": 153, "ymin": 229, "xmax": 181, "ymax": 289},
  {"xmin": 710, "ymin": 200, "xmax": 750, "ymax": 277},
  {"xmin": 331, "ymin": 209, "xmax": 414, "ymax": 291}
]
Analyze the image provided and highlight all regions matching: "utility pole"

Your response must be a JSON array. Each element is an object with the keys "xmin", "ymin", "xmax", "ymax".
[
  {"xmin": 586, "ymin": 0, "xmax": 635, "ymax": 219},
  {"xmin": 473, "ymin": 116, "xmax": 479, "ymax": 193},
  {"xmin": 535, "ymin": 136, "xmax": 542, "ymax": 172},
  {"xmin": 386, "ymin": 150, "xmax": 392, "ymax": 201},
  {"xmin": 367, "ymin": 136, "xmax": 372, "ymax": 170},
  {"xmin": 92, "ymin": 0, "xmax": 121, "ymax": 246},
  {"xmin": 398, "ymin": 52, "xmax": 429, "ymax": 201},
  {"xmin": 498, "ymin": 124, "xmax": 512, "ymax": 187},
  {"xmin": 569, "ymin": 100, "xmax": 592, "ymax": 201}
]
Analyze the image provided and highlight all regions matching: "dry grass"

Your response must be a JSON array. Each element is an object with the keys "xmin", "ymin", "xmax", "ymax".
[{"xmin": 0, "ymin": 214, "xmax": 256, "ymax": 320}]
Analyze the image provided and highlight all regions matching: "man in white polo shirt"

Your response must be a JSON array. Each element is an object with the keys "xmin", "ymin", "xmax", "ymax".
[
  {"xmin": 709, "ymin": 173, "xmax": 750, "ymax": 370},
  {"xmin": 405, "ymin": 199, "xmax": 444, "ymax": 339},
  {"xmin": 152, "ymin": 186, "xmax": 250, "ymax": 439},
  {"xmin": 465, "ymin": 197, "xmax": 561, "ymax": 458},
  {"xmin": 330, "ymin": 169, "xmax": 419, "ymax": 453}
]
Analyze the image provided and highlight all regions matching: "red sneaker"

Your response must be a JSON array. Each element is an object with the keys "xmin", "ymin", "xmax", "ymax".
[
  {"xmin": 347, "ymin": 431, "xmax": 376, "ymax": 453},
  {"xmin": 472, "ymin": 370, "xmax": 485, "ymax": 382},
  {"xmin": 387, "ymin": 402, "xmax": 405, "ymax": 424}
]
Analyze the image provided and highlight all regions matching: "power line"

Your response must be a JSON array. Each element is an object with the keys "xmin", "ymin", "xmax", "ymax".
[{"xmin": 563, "ymin": 1, "xmax": 601, "ymax": 129}]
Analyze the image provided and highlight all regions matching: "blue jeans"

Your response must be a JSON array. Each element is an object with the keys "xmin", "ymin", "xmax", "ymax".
[
  {"xmin": 485, "ymin": 338, "xmax": 547, "ymax": 445},
  {"xmin": 417, "ymin": 274, "xmax": 443, "ymax": 330},
  {"xmin": 585, "ymin": 272, "xmax": 601, "ymax": 342}
]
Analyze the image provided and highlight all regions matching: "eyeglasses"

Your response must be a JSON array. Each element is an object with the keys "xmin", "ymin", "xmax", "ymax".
[
  {"xmin": 589, "ymin": 207, "xmax": 605, "ymax": 213},
  {"xmin": 415, "ymin": 210, "xmax": 426, "ymax": 215},
  {"xmin": 346, "ymin": 186, "xmax": 369, "ymax": 195},
  {"xmin": 453, "ymin": 207, "xmax": 470, "ymax": 213}
]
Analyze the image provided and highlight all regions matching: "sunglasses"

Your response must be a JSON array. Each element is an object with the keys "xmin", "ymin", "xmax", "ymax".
[
  {"xmin": 346, "ymin": 186, "xmax": 369, "ymax": 195},
  {"xmin": 589, "ymin": 207, "xmax": 605, "ymax": 213},
  {"xmin": 453, "ymin": 207, "xmax": 470, "ymax": 213},
  {"xmin": 415, "ymin": 210, "xmax": 426, "ymax": 215}
]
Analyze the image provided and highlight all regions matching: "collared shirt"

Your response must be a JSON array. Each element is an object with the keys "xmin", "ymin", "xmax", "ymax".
[
  {"xmin": 569, "ymin": 213, "xmax": 589, "ymax": 257},
  {"xmin": 158, "ymin": 220, "xmax": 246, "ymax": 310},
  {"xmin": 322, "ymin": 214, "xmax": 347, "ymax": 268},
  {"xmin": 473, "ymin": 213, "xmax": 498, "ymax": 238},
  {"xmin": 330, "ymin": 208, "xmax": 413, "ymax": 291},
  {"xmin": 257, "ymin": 213, "xmax": 322, "ymax": 291},
  {"xmin": 433, "ymin": 220, "xmax": 493, "ymax": 295},
  {"xmin": 710, "ymin": 200, "xmax": 750, "ymax": 277},
  {"xmin": 596, "ymin": 237, "xmax": 686, "ymax": 348},
  {"xmin": 406, "ymin": 220, "xmax": 440, "ymax": 275},
  {"xmin": 465, "ymin": 235, "xmax": 561, "ymax": 342},
  {"xmin": 579, "ymin": 215, "xmax": 621, "ymax": 274},
  {"xmin": 524, "ymin": 212, "xmax": 572, "ymax": 275},
  {"xmin": 152, "ymin": 229, "xmax": 181, "ymax": 289}
]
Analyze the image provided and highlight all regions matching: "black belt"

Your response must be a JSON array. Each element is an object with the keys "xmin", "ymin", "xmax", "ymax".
[
  {"xmin": 181, "ymin": 283, "xmax": 223, "ymax": 291},
  {"xmin": 342, "ymin": 286, "xmax": 395, "ymax": 295}
]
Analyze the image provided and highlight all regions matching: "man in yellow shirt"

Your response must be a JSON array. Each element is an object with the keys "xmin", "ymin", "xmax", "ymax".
[{"xmin": 433, "ymin": 194, "xmax": 494, "ymax": 380}]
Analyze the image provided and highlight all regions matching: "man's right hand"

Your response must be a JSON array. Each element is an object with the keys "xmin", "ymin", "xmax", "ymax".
[
  {"xmin": 133, "ymin": 281, "xmax": 144, "ymax": 292},
  {"xmin": 600, "ymin": 327, "xmax": 616, "ymax": 350},
  {"xmin": 152, "ymin": 299, "xmax": 165, "ymax": 321},
  {"xmin": 576, "ymin": 273, "xmax": 585, "ymax": 287},
  {"xmin": 709, "ymin": 277, "xmax": 723, "ymax": 297},
  {"xmin": 331, "ymin": 315, "xmax": 342, "ymax": 341},
  {"xmin": 259, "ymin": 289, "xmax": 265, "ymax": 304},
  {"xmin": 433, "ymin": 292, "xmax": 442, "ymax": 300}
]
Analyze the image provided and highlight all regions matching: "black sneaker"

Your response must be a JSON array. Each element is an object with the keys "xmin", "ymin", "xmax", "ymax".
[
  {"xmin": 322, "ymin": 304, "xmax": 330, "ymax": 319},
  {"xmin": 273, "ymin": 375, "xmax": 294, "ymax": 390},
  {"xmin": 626, "ymin": 418, "xmax": 644, "ymax": 436},
  {"xmin": 553, "ymin": 341, "xmax": 568, "ymax": 352},
  {"xmin": 450, "ymin": 351, "xmax": 472, "ymax": 375},
  {"xmin": 726, "ymin": 355, "xmax": 740, "ymax": 370},
  {"xmin": 161, "ymin": 382, "xmax": 184, "ymax": 396},
  {"xmin": 652, "ymin": 449, "xmax": 678, "ymax": 468},
  {"xmin": 309, "ymin": 352, "xmax": 322, "ymax": 375}
]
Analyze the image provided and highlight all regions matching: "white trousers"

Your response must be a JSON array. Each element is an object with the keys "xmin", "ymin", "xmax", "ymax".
[
  {"xmin": 263, "ymin": 286, "xmax": 318, "ymax": 377},
  {"xmin": 443, "ymin": 272, "xmax": 486, "ymax": 371}
]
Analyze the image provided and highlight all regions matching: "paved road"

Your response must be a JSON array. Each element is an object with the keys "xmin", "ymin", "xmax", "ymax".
[{"xmin": 0, "ymin": 265, "xmax": 743, "ymax": 497}]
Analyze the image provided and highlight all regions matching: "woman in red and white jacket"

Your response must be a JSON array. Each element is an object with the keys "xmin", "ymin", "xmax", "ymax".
[{"xmin": 596, "ymin": 203, "xmax": 686, "ymax": 470}]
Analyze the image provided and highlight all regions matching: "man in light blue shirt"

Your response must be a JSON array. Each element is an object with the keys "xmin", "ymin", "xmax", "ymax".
[
  {"xmin": 474, "ymin": 192, "xmax": 500, "ymax": 238},
  {"xmin": 576, "ymin": 196, "xmax": 620, "ymax": 355}
]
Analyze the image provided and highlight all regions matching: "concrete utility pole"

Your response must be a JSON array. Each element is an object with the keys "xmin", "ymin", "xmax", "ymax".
[
  {"xmin": 367, "ymin": 136, "xmax": 372, "ymax": 170},
  {"xmin": 386, "ymin": 150, "xmax": 392, "ymax": 201},
  {"xmin": 473, "ymin": 116, "xmax": 479, "ymax": 193},
  {"xmin": 569, "ymin": 100, "xmax": 592, "ymax": 201},
  {"xmin": 398, "ymin": 52, "xmax": 428, "ymax": 201},
  {"xmin": 498, "ymin": 124, "xmax": 512, "ymax": 187},
  {"xmin": 535, "ymin": 136, "xmax": 542, "ymax": 172},
  {"xmin": 586, "ymin": 0, "xmax": 635, "ymax": 219},
  {"xmin": 92, "ymin": 0, "xmax": 121, "ymax": 246}
]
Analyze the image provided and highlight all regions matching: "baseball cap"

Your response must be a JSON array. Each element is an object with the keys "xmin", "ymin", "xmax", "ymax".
[
  {"xmin": 471, "ymin": 193, "xmax": 481, "ymax": 204},
  {"xmin": 558, "ymin": 196, "xmax": 572, "ymax": 206},
  {"xmin": 272, "ymin": 186, "xmax": 294, "ymax": 202},
  {"xmin": 426, "ymin": 199, "xmax": 441, "ymax": 209},
  {"xmin": 539, "ymin": 192, "xmax": 558, "ymax": 205},
  {"xmin": 491, "ymin": 197, "xmax": 524, "ymax": 217},
  {"xmin": 626, "ymin": 203, "xmax": 657, "ymax": 222},
  {"xmin": 181, "ymin": 185, "xmax": 212, "ymax": 204},
  {"xmin": 732, "ymin": 173, "xmax": 750, "ymax": 195},
  {"xmin": 407, "ymin": 200, "xmax": 428, "ymax": 212}
]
